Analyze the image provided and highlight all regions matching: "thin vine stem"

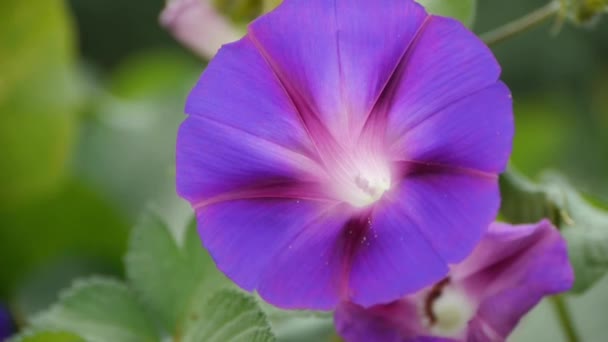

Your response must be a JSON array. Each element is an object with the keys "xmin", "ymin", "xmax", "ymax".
[
  {"xmin": 551, "ymin": 295, "xmax": 580, "ymax": 342},
  {"xmin": 481, "ymin": 1, "xmax": 561, "ymax": 46}
]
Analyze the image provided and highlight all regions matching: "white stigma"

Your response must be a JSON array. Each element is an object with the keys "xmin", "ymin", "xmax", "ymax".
[
  {"xmin": 338, "ymin": 155, "xmax": 391, "ymax": 208},
  {"xmin": 429, "ymin": 287, "xmax": 476, "ymax": 338}
]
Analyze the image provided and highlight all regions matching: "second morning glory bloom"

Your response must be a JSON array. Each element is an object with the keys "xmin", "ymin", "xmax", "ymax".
[
  {"xmin": 335, "ymin": 220, "xmax": 574, "ymax": 341},
  {"xmin": 177, "ymin": 0, "xmax": 513, "ymax": 309}
]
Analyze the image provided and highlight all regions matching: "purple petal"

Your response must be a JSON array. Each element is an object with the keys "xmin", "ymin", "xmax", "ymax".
[
  {"xmin": 178, "ymin": 37, "xmax": 327, "ymax": 203},
  {"xmin": 256, "ymin": 204, "xmax": 353, "ymax": 309},
  {"xmin": 348, "ymin": 202, "xmax": 448, "ymax": 307},
  {"xmin": 456, "ymin": 221, "xmax": 574, "ymax": 340},
  {"xmin": 197, "ymin": 199, "xmax": 344, "ymax": 298},
  {"xmin": 369, "ymin": 15, "xmax": 508, "ymax": 173},
  {"xmin": 393, "ymin": 83, "xmax": 513, "ymax": 173},
  {"xmin": 248, "ymin": 0, "xmax": 427, "ymax": 140},
  {"xmin": 392, "ymin": 165, "xmax": 500, "ymax": 263},
  {"xmin": 177, "ymin": 115, "xmax": 323, "ymax": 204},
  {"xmin": 160, "ymin": 0, "xmax": 241, "ymax": 59},
  {"xmin": 335, "ymin": 301, "xmax": 424, "ymax": 342}
]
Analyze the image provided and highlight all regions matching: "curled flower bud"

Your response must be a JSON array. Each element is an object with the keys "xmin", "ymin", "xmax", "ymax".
[
  {"xmin": 562, "ymin": 0, "xmax": 608, "ymax": 25},
  {"xmin": 160, "ymin": 0, "xmax": 242, "ymax": 59}
]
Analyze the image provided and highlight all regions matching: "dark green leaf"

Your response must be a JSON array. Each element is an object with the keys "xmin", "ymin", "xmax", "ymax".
[
  {"xmin": 0, "ymin": 180, "xmax": 129, "ymax": 298},
  {"xmin": 500, "ymin": 169, "xmax": 608, "ymax": 293},
  {"xmin": 541, "ymin": 173, "xmax": 608, "ymax": 293}
]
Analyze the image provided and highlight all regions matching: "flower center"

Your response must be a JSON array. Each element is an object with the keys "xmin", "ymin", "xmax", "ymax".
[
  {"xmin": 333, "ymin": 152, "xmax": 391, "ymax": 208},
  {"xmin": 424, "ymin": 280, "xmax": 475, "ymax": 338}
]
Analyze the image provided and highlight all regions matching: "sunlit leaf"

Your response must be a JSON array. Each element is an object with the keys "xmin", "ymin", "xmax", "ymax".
[
  {"xmin": 30, "ymin": 278, "xmax": 158, "ymax": 342},
  {"xmin": 212, "ymin": 0, "xmax": 263, "ymax": 24},
  {"xmin": 262, "ymin": 0, "xmax": 282, "ymax": 13},
  {"xmin": 0, "ymin": 0, "xmax": 84, "ymax": 208},
  {"xmin": 10, "ymin": 331, "xmax": 85, "ymax": 342},
  {"xmin": 417, "ymin": 0, "xmax": 477, "ymax": 27},
  {"xmin": 510, "ymin": 99, "xmax": 573, "ymax": 176}
]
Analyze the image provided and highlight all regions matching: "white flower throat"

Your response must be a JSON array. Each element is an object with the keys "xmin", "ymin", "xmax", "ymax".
[
  {"xmin": 424, "ymin": 279, "xmax": 476, "ymax": 338},
  {"xmin": 332, "ymin": 150, "xmax": 391, "ymax": 208}
]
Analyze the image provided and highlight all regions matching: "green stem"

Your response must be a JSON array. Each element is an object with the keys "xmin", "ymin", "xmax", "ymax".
[
  {"xmin": 481, "ymin": 1, "xmax": 561, "ymax": 46},
  {"xmin": 551, "ymin": 296, "xmax": 580, "ymax": 342}
]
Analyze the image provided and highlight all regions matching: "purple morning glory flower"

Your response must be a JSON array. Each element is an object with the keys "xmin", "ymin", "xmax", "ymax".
[
  {"xmin": 0, "ymin": 305, "xmax": 14, "ymax": 340},
  {"xmin": 177, "ymin": 0, "xmax": 513, "ymax": 309},
  {"xmin": 335, "ymin": 220, "xmax": 574, "ymax": 342}
]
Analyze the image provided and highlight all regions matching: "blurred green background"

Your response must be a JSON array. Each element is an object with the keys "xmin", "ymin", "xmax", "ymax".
[{"xmin": 0, "ymin": 0, "xmax": 606, "ymax": 340}]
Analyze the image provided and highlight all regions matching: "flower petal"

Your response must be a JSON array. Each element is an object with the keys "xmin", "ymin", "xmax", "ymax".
[
  {"xmin": 348, "ymin": 202, "xmax": 448, "ymax": 307},
  {"xmin": 184, "ymin": 36, "xmax": 315, "ymax": 157},
  {"xmin": 177, "ymin": 36, "xmax": 329, "ymax": 203},
  {"xmin": 369, "ymin": 15, "xmax": 508, "ymax": 173},
  {"xmin": 393, "ymin": 82, "xmax": 513, "ymax": 173},
  {"xmin": 257, "ymin": 204, "xmax": 353, "ymax": 309},
  {"xmin": 248, "ymin": 0, "xmax": 427, "ymax": 140},
  {"xmin": 177, "ymin": 115, "xmax": 324, "ymax": 204},
  {"xmin": 456, "ymin": 221, "xmax": 574, "ymax": 340},
  {"xmin": 335, "ymin": 301, "xmax": 424, "ymax": 342},
  {"xmin": 196, "ymin": 199, "xmax": 341, "ymax": 296},
  {"xmin": 393, "ymin": 165, "xmax": 500, "ymax": 263}
]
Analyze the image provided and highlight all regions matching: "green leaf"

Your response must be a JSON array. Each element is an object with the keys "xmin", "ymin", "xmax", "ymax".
[
  {"xmin": 541, "ymin": 173, "xmax": 608, "ymax": 293},
  {"xmin": 256, "ymin": 300, "xmax": 335, "ymax": 342},
  {"xmin": 499, "ymin": 169, "xmax": 558, "ymax": 225},
  {"xmin": 267, "ymin": 313, "xmax": 335, "ymax": 342},
  {"xmin": 0, "ymin": 180, "xmax": 129, "ymax": 298},
  {"xmin": 11, "ymin": 331, "xmax": 85, "ymax": 342},
  {"xmin": 0, "ymin": 0, "xmax": 75, "ymax": 89},
  {"xmin": 417, "ymin": 0, "xmax": 477, "ymax": 27},
  {"xmin": 30, "ymin": 277, "xmax": 158, "ymax": 342},
  {"xmin": 212, "ymin": 0, "xmax": 264, "ymax": 25},
  {"xmin": 108, "ymin": 50, "xmax": 201, "ymax": 101},
  {"xmin": 500, "ymin": 169, "xmax": 608, "ymax": 293},
  {"xmin": 262, "ymin": 0, "xmax": 282, "ymax": 13},
  {"xmin": 510, "ymin": 99, "xmax": 574, "ymax": 177},
  {"xmin": 0, "ymin": 0, "xmax": 84, "ymax": 208},
  {"xmin": 125, "ymin": 211, "xmax": 231, "ymax": 333},
  {"xmin": 180, "ymin": 289, "xmax": 275, "ymax": 342}
]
